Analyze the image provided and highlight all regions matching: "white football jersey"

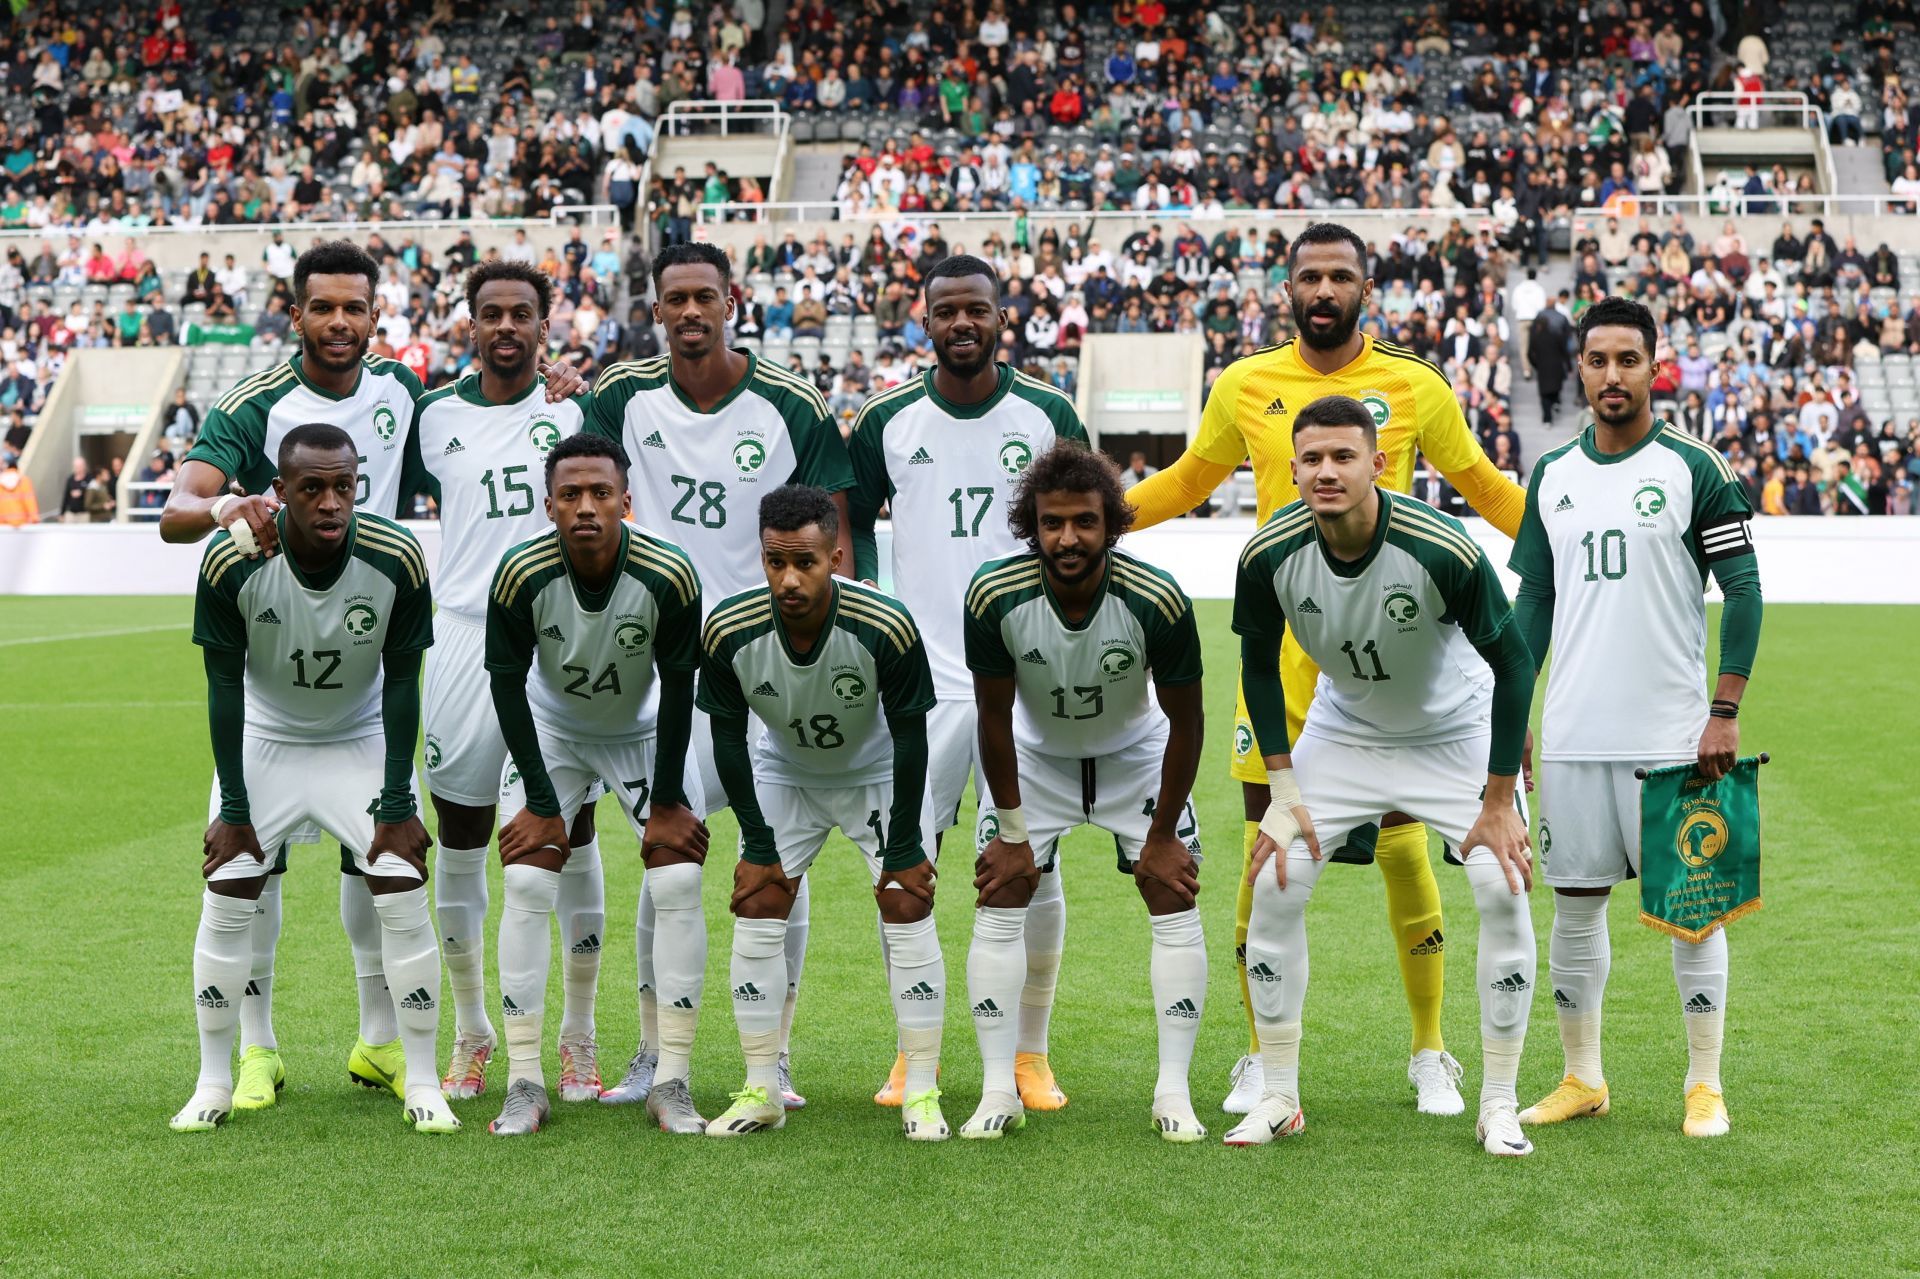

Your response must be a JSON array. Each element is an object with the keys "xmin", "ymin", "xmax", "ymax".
[
  {"xmin": 1233, "ymin": 491, "xmax": 1513, "ymax": 748},
  {"xmin": 586, "ymin": 351, "xmax": 853, "ymax": 609},
  {"xmin": 1510, "ymin": 420, "xmax": 1756, "ymax": 761},
  {"xmin": 849, "ymin": 364, "xmax": 1090, "ymax": 700},
  {"xmin": 185, "ymin": 353, "xmax": 424, "ymax": 518},
  {"xmin": 192, "ymin": 512, "xmax": 434, "ymax": 742},
  {"xmin": 965, "ymin": 549, "xmax": 1202, "ymax": 759},
  {"xmin": 698, "ymin": 580, "xmax": 935, "ymax": 787},
  {"xmin": 484, "ymin": 524, "xmax": 702, "ymax": 742},
  {"xmin": 406, "ymin": 373, "xmax": 588, "ymax": 622}
]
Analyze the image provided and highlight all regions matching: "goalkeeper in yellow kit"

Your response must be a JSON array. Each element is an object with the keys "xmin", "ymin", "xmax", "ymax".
[{"xmin": 1127, "ymin": 223, "xmax": 1528, "ymax": 1115}]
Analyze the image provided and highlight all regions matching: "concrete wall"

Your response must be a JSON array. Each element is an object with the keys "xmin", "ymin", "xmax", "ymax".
[
  {"xmin": 1075, "ymin": 333, "xmax": 1205, "ymax": 441},
  {"xmin": 18, "ymin": 348, "xmax": 184, "ymax": 523}
]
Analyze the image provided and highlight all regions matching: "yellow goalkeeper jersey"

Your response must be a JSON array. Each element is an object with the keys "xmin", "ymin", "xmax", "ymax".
[{"xmin": 1190, "ymin": 334, "xmax": 1522, "ymax": 533}]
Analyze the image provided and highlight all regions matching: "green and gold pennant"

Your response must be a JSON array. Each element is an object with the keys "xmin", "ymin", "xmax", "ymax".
[{"xmin": 1637, "ymin": 757, "xmax": 1765, "ymax": 943}]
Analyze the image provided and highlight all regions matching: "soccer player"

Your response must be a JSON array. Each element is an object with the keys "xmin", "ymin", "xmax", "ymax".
[
  {"xmin": 701, "ymin": 486, "xmax": 944, "ymax": 1140},
  {"xmin": 171, "ymin": 424, "xmax": 454, "ymax": 1134},
  {"xmin": 585, "ymin": 242, "xmax": 854, "ymax": 1109},
  {"xmin": 160, "ymin": 240, "xmax": 584, "ymax": 1109},
  {"xmin": 1223, "ymin": 394, "xmax": 1538, "ymax": 1156},
  {"xmin": 962, "ymin": 443, "xmax": 1209, "ymax": 1143},
  {"xmin": 483, "ymin": 434, "xmax": 707, "ymax": 1136},
  {"xmin": 1125, "ymin": 222, "xmax": 1530, "ymax": 1116},
  {"xmin": 847, "ymin": 253, "xmax": 1088, "ymax": 1110},
  {"xmin": 401, "ymin": 261, "xmax": 601, "ymax": 1103},
  {"xmin": 1511, "ymin": 297, "xmax": 1763, "ymax": 1138}
]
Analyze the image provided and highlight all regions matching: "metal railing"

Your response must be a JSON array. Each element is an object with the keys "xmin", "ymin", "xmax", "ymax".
[
  {"xmin": 696, "ymin": 201, "xmax": 1495, "ymax": 225},
  {"xmin": 120, "ymin": 481, "xmax": 169, "ymax": 521},
  {"xmin": 1687, "ymin": 90, "xmax": 1835, "ymax": 199},
  {"xmin": 1574, "ymin": 192, "xmax": 1918, "ymax": 221},
  {"xmin": 0, "ymin": 205, "xmax": 622, "ymax": 247},
  {"xmin": 659, "ymin": 99, "xmax": 790, "ymax": 139}
]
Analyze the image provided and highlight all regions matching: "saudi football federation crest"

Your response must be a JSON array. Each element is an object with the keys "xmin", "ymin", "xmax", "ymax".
[
  {"xmin": 1234, "ymin": 724, "xmax": 1254, "ymax": 758},
  {"xmin": 344, "ymin": 601, "xmax": 379, "ymax": 637},
  {"xmin": 733, "ymin": 436, "xmax": 768, "ymax": 476},
  {"xmin": 1358, "ymin": 392, "xmax": 1392, "ymax": 431},
  {"xmin": 527, "ymin": 415, "xmax": 561, "ymax": 456},
  {"xmin": 372, "ymin": 404, "xmax": 398, "ymax": 444},
  {"xmin": 614, "ymin": 618, "xmax": 651, "ymax": 653},
  {"xmin": 1676, "ymin": 804, "xmax": 1729, "ymax": 867},
  {"xmin": 998, "ymin": 439, "xmax": 1033, "ymax": 477},
  {"xmin": 1633, "ymin": 484, "xmax": 1667, "ymax": 519},
  {"xmin": 1384, "ymin": 591, "xmax": 1420, "ymax": 625},
  {"xmin": 832, "ymin": 671, "xmax": 867, "ymax": 703},
  {"xmin": 1099, "ymin": 642, "xmax": 1137, "ymax": 676},
  {"xmin": 424, "ymin": 736, "xmax": 443, "ymax": 769},
  {"xmin": 976, "ymin": 811, "xmax": 1001, "ymax": 851}
]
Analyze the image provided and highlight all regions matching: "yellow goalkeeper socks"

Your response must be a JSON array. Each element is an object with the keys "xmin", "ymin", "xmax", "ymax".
[
  {"xmin": 1237, "ymin": 819, "xmax": 1259, "ymax": 1057},
  {"xmin": 1375, "ymin": 822, "xmax": 1446, "ymax": 1055}
]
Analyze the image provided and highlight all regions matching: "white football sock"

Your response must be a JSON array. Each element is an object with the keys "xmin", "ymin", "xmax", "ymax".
[
  {"xmin": 635, "ymin": 876, "xmax": 656, "ymax": 1051},
  {"xmin": 342, "ymin": 873, "xmax": 396, "ymax": 1044},
  {"xmin": 1148, "ymin": 908, "xmax": 1207, "ymax": 1103},
  {"xmin": 1018, "ymin": 867, "xmax": 1065, "ymax": 1055},
  {"xmin": 884, "ymin": 914, "xmax": 945, "ymax": 1095},
  {"xmin": 780, "ymin": 875, "xmax": 810, "ymax": 1053},
  {"xmin": 730, "ymin": 916, "xmax": 786, "ymax": 1093},
  {"xmin": 1245, "ymin": 849, "xmax": 1323, "ymax": 1106},
  {"xmin": 193, "ymin": 889, "xmax": 256, "ymax": 1090},
  {"xmin": 1549, "ymin": 891, "xmax": 1611, "ymax": 1084},
  {"xmin": 647, "ymin": 862, "xmax": 704, "ymax": 1083},
  {"xmin": 1673, "ymin": 930, "xmax": 1729, "ymax": 1091},
  {"xmin": 1467, "ymin": 859, "xmax": 1537, "ymax": 1106},
  {"xmin": 967, "ymin": 906, "xmax": 1026, "ymax": 1097},
  {"xmin": 1255, "ymin": 1021, "xmax": 1303, "ymax": 1108},
  {"xmin": 499, "ymin": 863, "xmax": 559, "ymax": 1087},
  {"xmin": 239, "ymin": 873, "xmax": 281, "ymax": 1052},
  {"xmin": 557, "ymin": 838, "xmax": 604, "ymax": 1041},
  {"xmin": 371, "ymin": 886, "xmax": 442, "ymax": 1092},
  {"xmin": 433, "ymin": 843, "xmax": 492, "ymax": 1038},
  {"xmin": 875, "ymin": 912, "xmax": 900, "ymax": 1052}
]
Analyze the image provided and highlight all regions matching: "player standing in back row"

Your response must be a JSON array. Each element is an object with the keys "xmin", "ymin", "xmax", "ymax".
[
  {"xmin": 585, "ymin": 242, "xmax": 856, "ymax": 1109},
  {"xmin": 401, "ymin": 261, "xmax": 601, "ymax": 1104},
  {"xmin": 1510, "ymin": 297, "xmax": 1763, "ymax": 1138},
  {"xmin": 173, "ymin": 424, "xmax": 454, "ymax": 1135},
  {"xmin": 1224, "ymin": 395, "xmax": 1538, "ymax": 1156},
  {"xmin": 848, "ymin": 254, "xmax": 1088, "ymax": 1111},
  {"xmin": 963, "ymin": 444, "xmax": 1209, "ymax": 1143}
]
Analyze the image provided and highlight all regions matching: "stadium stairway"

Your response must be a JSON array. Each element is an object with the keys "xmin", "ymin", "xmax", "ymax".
[
  {"xmin": 1829, "ymin": 144, "xmax": 1893, "ymax": 200},
  {"xmin": 1507, "ymin": 254, "xmax": 1581, "ymax": 470},
  {"xmin": 789, "ymin": 147, "xmax": 846, "ymax": 206}
]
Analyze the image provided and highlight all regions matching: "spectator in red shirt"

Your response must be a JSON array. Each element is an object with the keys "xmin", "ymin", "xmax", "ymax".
[
  {"xmin": 84, "ymin": 243, "xmax": 117, "ymax": 283},
  {"xmin": 141, "ymin": 33, "xmax": 168, "ymax": 67},
  {"xmin": 1050, "ymin": 79, "xmax": 1085, "ymax": 125}
]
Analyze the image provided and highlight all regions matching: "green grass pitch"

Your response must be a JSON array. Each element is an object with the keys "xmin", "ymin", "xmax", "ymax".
[{"xmin": 1, "ymin": 597, "xmax": 1914, "ymax": 1278}]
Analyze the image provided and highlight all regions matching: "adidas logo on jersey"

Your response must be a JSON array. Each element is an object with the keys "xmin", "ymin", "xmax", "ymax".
[
  {"xmin": 398, "ymin": 987, "xmax": 436, "ymax": 1012},
  {"xmin": 908, "ymin": 446, "xmax": 935, "ymax": 464},
  {"xmin": 196, "ymin": 985, "xmax": 229, "ymax": 1009},
  {"xmin": 1263, "ymin": 395, "xmax": 1287, "ymax": 415},
  {"xmin": 751, "ymin": 680, "xmax": 779, "ymax": 696},
  {"xmin": 570, "ymin": 933, "xmax": 601, "ymax": 955},
  {"xmin": 1554, "ymin": 494, "xmax": 1574, "ymax": 512},
  {"xmin": 541, "ymin": 624, "xmax": 566, "ymax": 641},
  {"xmin": 642, "ymin": 430, "xmax": 666, "ymax": 449},
  {"xmin": 1020, "ymin": 648, "xmax": 1048, "ymax": 665},
  {"xmin": 254, "ymin": 608, "xmax": 282, "ymax": 625},
  {"xmin": 972, "ymin": 998, "xmax": 1004, "ymax": 1018},
  {"xmin": 901, "ymin": 981, "xmax": 939, "ymax": 1000},
  {"xmin": 1489, "ymin": 972, "xmax": 1530, "ymax": 994},
  {"xmin": 1247, "ymin": 962, "xmax": 1280, "ymax": 983},
  {"xmin": 1409, "ymin": 929, "xmax": 1444, "ymax": 955},
  {"xmin": 1296, "ymin": 597, "xmax": 1323, "ymax": 614},
  {"xmin": 1554, "ymin": 988, "xmax": 1575, "ymax": 1009},
  {"xmin": 1685, "ymin": 992, "xmax": 1719, "ymax": 1014},
  {"xmin": 444, "ymin": 437, "xmax": 465, "ymax": 455},
  {"xmin": 733, "ymin": 982, "xmax": 768, "ymax": 1002},
  {"xmin": 1164, "ymin": 997, "xmax": 1201, "ymax": 1019}
]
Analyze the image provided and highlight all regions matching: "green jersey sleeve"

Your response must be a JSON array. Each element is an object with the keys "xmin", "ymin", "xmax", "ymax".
[
  {"xmin": 1116, "ymin": 558, "xmax": 1202, "ymax": 686},
  {"xmin": 354, "ymin": 519, "xmax": 434, "ymax": 653},
  {"xmin": 1230, "ymin": 539, "xmax": 1287, "ymax": 641},
  {"xmin": 962, "ymin": 589, "xmax": 1016, "ymax": 678},
  {"xmin": 192, "ymin": 535, "xmax": 253, "ymax": 650},
  {"xmin": 878, "ymin": 618, "xmax": 937, "ymax": 721},
  {"xmin": 696, "ymin": 623, "xmax": 750, "ymax": 719},
  {"xmin": 484, "ymin": 561, "xmax": 538, "ymax": 674},
  {"xmin": 1688, "ymin": 454, "xmax": 1757, "ymax": 565},
  {"xmin": 581, "ymin": 369, "xmax": 638, "ymax": 442},
  {"xmin": 1507, "ymin": 458, "xmax": 1555, "ymax": 586},
  {"xmin": 788, "ymin": 403, "xmax": 855, "ymax": 493},
  {"xmin": 183, "ymin": 398, "xmax": 272, "ymax": 493},
  {"xmin": 1439, "ymin": 546, "xmax": 1516, "ymax": 649},
  {"xmin": 846, "ymin": 406, "xmax": 892, "ymax": 583}
]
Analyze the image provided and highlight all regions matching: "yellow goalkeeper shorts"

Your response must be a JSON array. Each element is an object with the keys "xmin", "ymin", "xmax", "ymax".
[{"xmin": 1230, "ymin": 629, "xmax": 1320, "ymax": 786}]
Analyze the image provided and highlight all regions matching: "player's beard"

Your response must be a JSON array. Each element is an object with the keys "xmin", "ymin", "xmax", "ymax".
[
  {"xmin": 1592, "ymin": 385, "xmax": 1645, "ymax": 427},
  {"xmin": 936, "ymin": 326, "xmax": 997, "ymax": 379},
  {"xmin": 480, "ymin": 342, "xmax": 535, "ymax": 383},
  {"xmin": 1040, "ymin": 542, "xmax": 1106, "ymax": 588},
  {"xmin": 1292, "ymin": 292, "xmax": 1362, "ymax": 351},
  {"xmin": 301, "ymin": 324, "xmax": 369, "ymax": 374}
]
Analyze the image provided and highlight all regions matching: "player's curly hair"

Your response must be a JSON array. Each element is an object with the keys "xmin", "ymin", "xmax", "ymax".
[
  {"xmin": 464, "ymin": 259, "xmax": 554, "ymax": 318},
  {"xmin": 1007, "ymin": 440, "xmax": 1133, "ymax": 552},
  {"xmin": 758, "ymin": 483, "xmax": 840, "ymax": 538},
  {"xmin": 651, "ymin": 241, "xmax": 732, "ymax": 290},
  {"xmin": 1577, "ymin": 295, "xmax": 1659, "ymax": 358},
  {"xmin": 293, "ymin": 240, "xmax": 379, "ymax": 305}
]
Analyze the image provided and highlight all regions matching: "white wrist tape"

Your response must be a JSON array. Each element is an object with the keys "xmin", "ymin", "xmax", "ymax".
[
  {"xmin": 1259, "ymin": 768, "xmax": 1305, "ymax": 851},
  {"xmin": 210, "ymin": 494, "xmax": 258, "ymax": 556},
  {"xmin": 994, "ymin": 805, "xmax": 1028, "ymax": 844}
]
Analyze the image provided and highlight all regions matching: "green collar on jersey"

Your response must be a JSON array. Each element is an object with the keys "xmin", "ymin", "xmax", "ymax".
[
  {"xmin": 1579, "ymin": 416, "xmax": 1672, "ymax": 465},
  {"xmin": 287, "ymin": 351, "xmax": 364, "ymax": 402},
  {"xmin": 1312, "ymin": 487, "xmax": 1394, "ymax": 579},
  {"xmin": 558, "ymin": 520, "xmax": 627, "ymax": 614},
  {"xmin": 277, "ymin": 507, "xmax": 356, "ymax": 592},
  {"xmin": 1039, "ymin": 552, "xmax": 1111, "ymax": 631},
  {"xmin": 455, "ymin": 370, "xmax": 543, "ymax": 408},
  {"xmin": 773, "ymin": 578, "xmax": 841, "ymax": 667},
  {"xmin": 922, "ymin": 362, "xmax": 1015, "ymax": 419},
  {"xmin": 666, "ymin": 348, "xmax": 758, "ymax": 416}
]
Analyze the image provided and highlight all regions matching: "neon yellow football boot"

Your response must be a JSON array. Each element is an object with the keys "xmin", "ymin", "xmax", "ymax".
[
  {"xmin": 1682, "ymin": 1084, "xmax": 1730, "ymax": 1137},
  {"xmin": 348, "ymin": 1036, "xmax": 406, "ymax": 1100},
  {"xmin": 1519, "ymin": 1074, "xmax": 1610, "ymax": 1125},
  {"xmin": 233, "ymin": 1046, "xmax": 287, "ymax": 1111}
]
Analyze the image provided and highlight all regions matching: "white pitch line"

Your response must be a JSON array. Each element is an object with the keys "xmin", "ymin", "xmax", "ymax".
[
  {"xmin": 0, "ymin": 622, "xmax": 190, "ymax": 649},
  {"xmin": 0, "ymin": 700, "xmax": 199, "ymax": 710}
]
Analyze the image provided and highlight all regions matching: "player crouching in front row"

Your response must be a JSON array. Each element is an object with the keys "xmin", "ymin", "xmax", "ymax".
[
  {"xmin": 174, "ymin": 424, "xmax": 455, "ymax": 1134},
  {"xmin": 962, "ymin": 443, "xmax": 1210, "ymax": 1143},
  {"xmin": 704, "ymin": 486, "xmax": 947, "ymax": 1140},
  {"xmin": 1224, "ymin": 395, "xmax": 1538, "ymax": 1156}
]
